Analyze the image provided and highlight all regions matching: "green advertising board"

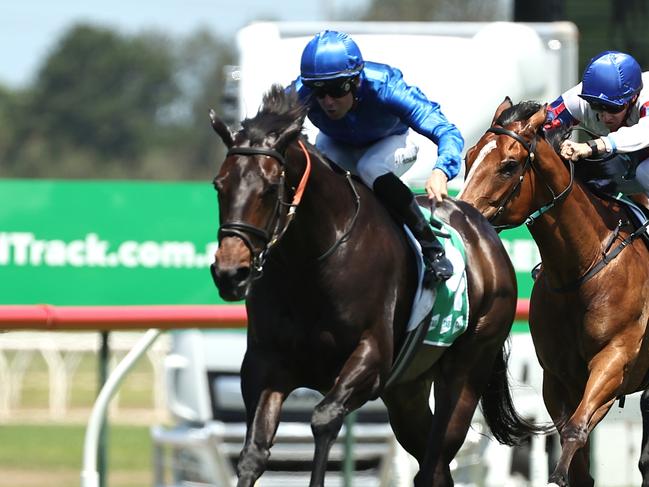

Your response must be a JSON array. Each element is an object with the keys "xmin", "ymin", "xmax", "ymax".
[
  {"xmin": 0, "ymin": 179, "xmax": 538, "ymax": 306},
  {"xmin": 498, "ymin": 227, "xmax": 538, "ymax": 299},
  {"xmin": 0, "ymin": 179, "xmax": 223, "ymax": 305}
]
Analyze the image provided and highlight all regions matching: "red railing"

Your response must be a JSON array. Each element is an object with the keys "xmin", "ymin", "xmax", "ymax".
[{"xmin": 0, "ymin": 300, "xmax": 530, "ymax": 330}]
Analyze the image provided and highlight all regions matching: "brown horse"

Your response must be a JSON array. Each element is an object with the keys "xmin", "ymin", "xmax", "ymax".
[
  {"xmin": 208, "ymin": 86, "xmax": 538, "ymax": 487},
  {"xmin": 459, "ymin": 98, "xmax": 649, "ymax": 487}
]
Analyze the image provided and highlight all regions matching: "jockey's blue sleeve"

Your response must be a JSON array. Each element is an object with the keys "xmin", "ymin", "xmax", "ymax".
[
  {"xmin": 379, "ymin": 67, "xmax": 464, "ymax": 180},
  {"xmin": 285, "ymin": 67, "xmax": 464, "ymax": 180}
]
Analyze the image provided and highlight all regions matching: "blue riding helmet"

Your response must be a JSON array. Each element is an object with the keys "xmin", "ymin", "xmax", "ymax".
[
  {"xmin": 579, "ymin": 51, "xmax": 643, "ymax": 107},
  {"xmin": 300, "ymin": 30, "xmax": 364, "ymax": 83}
]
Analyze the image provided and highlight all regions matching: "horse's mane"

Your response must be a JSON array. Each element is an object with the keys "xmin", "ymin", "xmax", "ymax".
[
  {"xmin": 544, "ymin": 120, "xmax": 573, "ymax": 155},
  {"xmin": 240, "ymin": 84, "xmax": 308, "ymax": 145},
  {"xmin": 496, "ymin": 100, "xmax": 571, "ymax": 155},
  {"xmin": 239, "ymin": 84, "xmax": 339, "ymax": 171}
]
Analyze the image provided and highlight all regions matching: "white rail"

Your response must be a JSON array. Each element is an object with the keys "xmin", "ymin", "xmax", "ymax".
[
  {"xmin": 80, "ymin": 328, "xmax": 162, "ymax": 487},
  {"xmin": 0, "ymin": 331, "xmax": 169, "ymax": 419}
]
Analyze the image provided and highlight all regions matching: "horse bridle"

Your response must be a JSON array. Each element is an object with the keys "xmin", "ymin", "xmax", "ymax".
[
  {"xmin": 217, "ymin": 144, "xmax": 305, "ymax": 277},
  {"xmin": 488, "ymin": 126, "xmax": 647, "ymax": 293},
  {"xmin": 486, "ymin": 126, "xmax": 575, "ymax": 232},
  {"xmin": 215, "ymin": 141, "xmax": 361, "ymax": 279}
]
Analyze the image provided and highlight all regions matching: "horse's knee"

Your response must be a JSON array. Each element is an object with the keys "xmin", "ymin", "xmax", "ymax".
[
  {"xmin": 311, "ymin": 401, "xmax": 346, "ymax": 438},
  {"xmin": 560, "ymin": 422, "xmax": 588, "ymax": 448},
  {"xmin": 237, "ymin": 442, "xmax": 270, "ymax": 480}
]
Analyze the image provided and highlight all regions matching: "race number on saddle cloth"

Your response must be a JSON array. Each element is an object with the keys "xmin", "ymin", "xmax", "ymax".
[{"xmin": 404, "ymin": 206, "xmax": 469, "ymax": 347}]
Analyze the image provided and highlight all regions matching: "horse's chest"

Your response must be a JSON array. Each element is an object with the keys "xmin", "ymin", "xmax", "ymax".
[{"xmin": 259, "ymin": 315, "xmax": 357, "ymax": 371}]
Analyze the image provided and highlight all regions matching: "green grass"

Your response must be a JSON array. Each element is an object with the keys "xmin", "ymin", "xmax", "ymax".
[
  {"xmin": 0, "ymin": 423, "xmax": 152, "ymax": 487},
  {"xmin": 0, "ymin": 348, "xmax": 157, "ymax": 487},
  {"xmin": 0, "ymin": 423, "xmax": 151, "ymax": 469}
]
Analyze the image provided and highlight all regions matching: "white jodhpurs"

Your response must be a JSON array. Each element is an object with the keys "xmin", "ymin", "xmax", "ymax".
[{"xmin": 315, "ymin": 130, "xmax": 419, "ymax": 187}]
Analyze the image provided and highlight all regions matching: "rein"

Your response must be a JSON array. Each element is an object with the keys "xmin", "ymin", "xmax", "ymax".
[
  {"xmin": 218, "ymin": 140, "xmax": 360, "ymax": 277},
  {"xmin": 486, "ymin": 126, "xmax": 574, "ymax": 232},
  {"xmin": 316, "ymin": 171, "xmax": 360, "ymax": 261},
  {"xmin": 489, "ymin": 126, "xmax": 645, "ymax": 292}
]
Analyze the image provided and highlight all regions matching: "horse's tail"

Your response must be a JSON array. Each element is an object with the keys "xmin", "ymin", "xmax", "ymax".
[{"xmin": 480, "ymin": 341, "xmax": 554, "ymax": 445}]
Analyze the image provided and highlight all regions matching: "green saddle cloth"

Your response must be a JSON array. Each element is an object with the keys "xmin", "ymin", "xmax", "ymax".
[{"xmin": 419, "ymin": 206, "xmax": 469, "ymax": 347}]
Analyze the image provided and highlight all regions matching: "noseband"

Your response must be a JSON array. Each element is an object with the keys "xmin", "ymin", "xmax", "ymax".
[{"xmin": 486, "ymin": 126, "xmax": 574, "ymax": 232}]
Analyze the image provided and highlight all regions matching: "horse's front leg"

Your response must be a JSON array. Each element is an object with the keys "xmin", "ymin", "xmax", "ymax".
[
  {"xmin": 309, "ymin": 334, "xmax": 386, "ymax": 487},
  {"xmin": 236, "ymin": 350, "xmax": 293, "ymax": 487},
  {"xmin": 639, "ymin": 387, "xmax": 649, "ymax": 486},
  {"xmin": 546, "ymin": 347, "xmax": 627, "ymax": 487}
]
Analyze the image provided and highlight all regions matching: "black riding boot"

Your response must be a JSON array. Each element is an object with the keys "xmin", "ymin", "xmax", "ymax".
[{"xmin": 373, "ymin": 174, "xmax": 453, "ymax": 285}]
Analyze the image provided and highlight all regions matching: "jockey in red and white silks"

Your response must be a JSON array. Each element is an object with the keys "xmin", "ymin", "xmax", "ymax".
[{"xmin": 545, "ymin": 50, "xmax": 649, "ymax": 192}]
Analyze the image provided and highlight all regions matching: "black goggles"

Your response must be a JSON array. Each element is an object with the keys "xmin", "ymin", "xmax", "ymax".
[
  {"xmin": 306, "ymin": 79, "xmax": 353, "ymax": 99},
  {"xmin": 588, "ymin": 100, "xmax": 626, "ymax": 114}
]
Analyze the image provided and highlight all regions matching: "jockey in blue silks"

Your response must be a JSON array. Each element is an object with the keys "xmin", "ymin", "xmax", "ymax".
[
  {"xmin": 545, "ymin": 50, "xmax": 649, "ymax": 194},
  {"xmin": 287, "ymin": 30, "xmax": 464, "ymax": 285}
]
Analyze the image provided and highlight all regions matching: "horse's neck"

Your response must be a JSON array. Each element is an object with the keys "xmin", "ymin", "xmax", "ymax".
[
  {"xmin": 531, "ymin": 176, "xmax": 612, "ymax": 284},
  {"xmin": 282, "ymin": 145, "xmax": 359, "ymax": 258}
]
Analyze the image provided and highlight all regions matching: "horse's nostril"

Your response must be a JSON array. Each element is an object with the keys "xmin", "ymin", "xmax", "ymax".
[
  {"xmin": 211, "ymin": 263, "xmax": 251, "ymax": 301},
  {"xmin": 234, "ymin": 266, "xmax": 251, "ymax": 282},
  {"xmin": 212, "ymin": 263, "xmax": 251, "ymax": 287}
]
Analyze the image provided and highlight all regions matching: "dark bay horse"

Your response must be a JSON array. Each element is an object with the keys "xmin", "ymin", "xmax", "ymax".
[
  {"xmin": 209, "ymin": 86, "xmax": 538, "ymax": 487},
  {"xmin": 459, "ymin": 98, "xmax": 649, "ymax": 487}
]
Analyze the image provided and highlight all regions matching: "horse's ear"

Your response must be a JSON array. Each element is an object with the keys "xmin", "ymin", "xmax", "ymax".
[
  {"xmin": 274, "ymin": 111, "xmax": 307, "ymax": 152},
  {"xmin": 522, "ymin": 104, "xmax": 548, "ymax": 137},
  {"xmin": 209, "ymin": 109, "xmax": 234, "ymax": 148},
  {"xmin": 491, "ymin": 96, "xmax": 513, "ymax": 125}
]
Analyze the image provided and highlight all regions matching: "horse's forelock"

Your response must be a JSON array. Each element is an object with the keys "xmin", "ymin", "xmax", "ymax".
[
  {"xmin": 240, "ymin": 85, "xmax": 307, "ymax": 145},
  {"xmin": 495, "ymin": 101, "xmax": 543, "ymax": 127},
  {"xmin": 495, "ymin": 100, "xmax": 569, "ymax": 154},
  {"xmin": 545, "ymin": 121, "xmax": 572, "ymax": 154}
]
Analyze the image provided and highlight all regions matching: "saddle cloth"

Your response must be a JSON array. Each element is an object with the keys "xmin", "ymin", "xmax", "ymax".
[{"xmin": 404, "ymin": 205, "xmax": 469, "ymax": 347}]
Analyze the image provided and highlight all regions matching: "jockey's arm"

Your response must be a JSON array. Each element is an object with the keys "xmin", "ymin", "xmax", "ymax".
[
  {"xmin": 379, "ymin": 66, "xmax": 463, "ymax": 198},
  {"xmin": 605, "ymin": 111, "xmax": 649, "ymax": 153}
]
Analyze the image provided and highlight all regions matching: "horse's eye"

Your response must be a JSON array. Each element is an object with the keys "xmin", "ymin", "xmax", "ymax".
[
  {"xmin": 262, "ymin": 182, "xmax": 280, "ymax": 197},
  {"xmin": 499, "ymin": 159, "xmax": 519, "ymax": 176}
]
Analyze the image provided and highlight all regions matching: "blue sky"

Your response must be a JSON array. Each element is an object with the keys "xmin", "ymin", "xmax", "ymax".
[{"xmin": 1, "ymin": 0, "xmax": 369, "ymax": 88}]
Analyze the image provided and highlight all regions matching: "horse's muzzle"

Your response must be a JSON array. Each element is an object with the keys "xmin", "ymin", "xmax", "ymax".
[
  {"xmin": 210, "ymin": 237, "xmax": 253, "ymax": 301},
  {"xmin": 210, "ymin": 262, "xmax": 251, "ymax": 301}
]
